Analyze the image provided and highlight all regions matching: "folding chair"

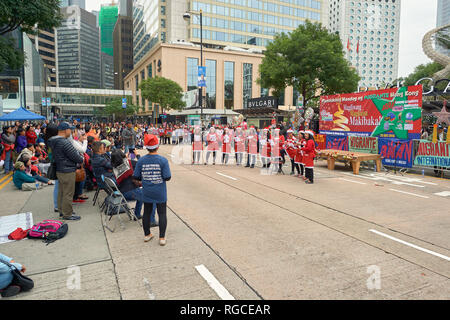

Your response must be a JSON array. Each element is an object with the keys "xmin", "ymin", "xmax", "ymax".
[
  {"xmin": 93, "ymin": 175, "xmax": 110, "ymax": 210},
  {"xmin": 103, "ymin": 177, "xmax": 142, "ymax": 232}
]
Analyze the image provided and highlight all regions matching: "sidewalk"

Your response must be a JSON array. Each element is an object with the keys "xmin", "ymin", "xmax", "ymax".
[{"xmin": 0, "ymin": 182, "xmax": 259, "ymax": 300}]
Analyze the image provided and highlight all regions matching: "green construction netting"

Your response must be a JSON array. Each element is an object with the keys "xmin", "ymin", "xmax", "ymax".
[{"xmin": 99, "ymin": 5, "xmax": 118, "ymax": 56}]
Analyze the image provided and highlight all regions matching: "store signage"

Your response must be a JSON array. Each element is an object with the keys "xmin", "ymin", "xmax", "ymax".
[{"xmin": 246, "ymin": 96, "xmax": 278, "ymax": 109}]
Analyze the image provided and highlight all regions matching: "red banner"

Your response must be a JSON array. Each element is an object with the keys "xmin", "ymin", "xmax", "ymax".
[
  {"xmin": 319, "ymin": 86, "xmax": 422, "ymax": 140},
  {"xmin": 314, "ymin": 134, "xmax": 326, "ymax": 150}
]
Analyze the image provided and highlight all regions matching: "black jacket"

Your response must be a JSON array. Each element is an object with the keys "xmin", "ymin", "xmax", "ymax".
[
  {"xmin": 91, "ymin": 153, "xmax": 115, "ymax": 180},
  {"xmin": 48, "ymin": 136, "xmax": 84, "ymax": 173}
]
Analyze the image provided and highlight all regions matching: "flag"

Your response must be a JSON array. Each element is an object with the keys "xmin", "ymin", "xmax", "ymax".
[
  {"xmin": 356, "ymin": 40, "xmax": 359, "ymax": 54},
  {"xmin": 347, "ymin": 38, "xmax": 351, "ymax": 51}
]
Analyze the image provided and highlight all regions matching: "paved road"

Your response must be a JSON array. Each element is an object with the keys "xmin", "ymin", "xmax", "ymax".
[
  {"xmin": 164, "ymin": 144, "xmax": 450, "ymax": 299},
  {"xmin": 0, "ymin": 144, "xmax": 448, "ymax": 300}
]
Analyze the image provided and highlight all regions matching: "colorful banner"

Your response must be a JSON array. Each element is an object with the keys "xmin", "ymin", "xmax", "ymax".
[
  {"xmin": 326, "ymin": 135, "xmax": 349, "ymax": 151},
  {"xmin": 348, "ymin": 136, "xmax": 378, "ymax": 154},
  {"xmin": 414, "ymin": 140, "xmax": 450, "ymax": 167},
  {"xmin": 378, "ymin": 138, "xmax": 414, "ymax": 168},
  {"xmin": 314, "ymin": 134, "xmax": 326, "ymax": 150},
  {"xmin": 319, "ymin": 86, "xmax": 422, "ymax": 139}
]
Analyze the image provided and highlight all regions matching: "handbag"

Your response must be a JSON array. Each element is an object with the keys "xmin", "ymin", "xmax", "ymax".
[
  {"xmin": 75, "ymin": 166, "xmax": 86, "ymax": 183},
  {"xmin": 0, "ymin": 257, "xmax": 34, "ymax": 292}
]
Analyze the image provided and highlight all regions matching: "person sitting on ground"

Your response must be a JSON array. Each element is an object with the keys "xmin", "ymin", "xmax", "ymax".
[
  {"xmin": 13, "ymin": 161, "xmax": 44, "ymax": 191},
  {"xmin": 0, "ymin": 253, "xmax": 28, "ymax": 298},
  {"xmin": 17, "ymin": 144, "xmax": 35, "ymax": 164},
  {"xmin": 91, "ymin": 141, "xmax": 115, "ymax": 187}
]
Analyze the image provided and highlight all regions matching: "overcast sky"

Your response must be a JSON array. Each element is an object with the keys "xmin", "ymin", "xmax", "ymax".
[{"xmin": 86, "ymin": 0, "xmax": 438, "ymax": 78}]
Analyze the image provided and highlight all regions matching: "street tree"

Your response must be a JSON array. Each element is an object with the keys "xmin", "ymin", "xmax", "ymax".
[
  {"xmin": 0, "ymin": 0, "xmax": 62, "ymax": 71},
  {"xmin": 258, "ymin": 20, "xmax": 360, "ymax": 109},
  {"xmin": 139, "ymin": 76, "xmax": 186, "ymax": 115},
  {"xmin": 102, "ymin": 97, "xmax": 138, "ymax": 122}
]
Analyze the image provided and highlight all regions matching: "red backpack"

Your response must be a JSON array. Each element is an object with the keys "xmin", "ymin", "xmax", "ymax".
[{"xmin": 28, "ymin": 220, "xmax": 68, "ymax": 245}]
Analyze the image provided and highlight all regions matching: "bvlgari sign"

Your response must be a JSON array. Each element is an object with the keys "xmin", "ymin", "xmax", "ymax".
[{"xmin": 246, "ymin": 96, "xmax": 278, "ymax": 109}]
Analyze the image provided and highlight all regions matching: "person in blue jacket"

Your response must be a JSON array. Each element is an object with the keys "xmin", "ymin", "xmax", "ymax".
[
  {"xmin": 133, "ymin": 134, "xmax": 171, "ymax": 246},
  {"xmin": 0, "ymin": 253, "xmax": 26, "ymax": 297}
]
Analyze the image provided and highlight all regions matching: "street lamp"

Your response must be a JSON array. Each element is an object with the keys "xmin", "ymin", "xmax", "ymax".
[{"xmin": 183, "ymin": 9, "xmax": 203, "ymax": 127}]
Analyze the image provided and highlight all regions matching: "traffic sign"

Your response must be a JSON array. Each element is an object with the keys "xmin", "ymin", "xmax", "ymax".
[
  {"xmin": 42, "ymin": 98, "xmax": 46, "ymax": 106},
  {"xmin": 122, "ymin": 98, "xmax": 127, "ymax": 109},
  {"xmin": 46, "ymin": 98, "xmax": 51, "ymax": 107}
]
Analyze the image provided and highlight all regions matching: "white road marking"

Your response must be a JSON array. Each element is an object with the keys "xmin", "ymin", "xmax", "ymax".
[
  {"xmin": 195, "ymin": 264, "xmax": 235, "ymax": 300},
  {"xmin": 342, "ymin": 172, "xmax": 425, "ymax": 188},
  {"xmin": 434, "ymin": 191, "xmax": 450, "ymax": 197},
  {"xmin": 339, "ymin": 178, "xmax": 367, "ymax": 185},
  {"xmin": 369, "ymin": 229, "xmax": 450, "ymax": 262},
  {"xmin": 216, "ymin": 172, "xmax": 238, "ymax": 181},
  {"xmin": 388, "ymin": 188, "xmax": 429, "ymax": 199}
]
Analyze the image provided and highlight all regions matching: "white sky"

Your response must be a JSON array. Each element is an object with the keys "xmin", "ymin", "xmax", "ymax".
[{"xmin": 86, "ymin": 0, "xmax": 438, "ymax": 78}]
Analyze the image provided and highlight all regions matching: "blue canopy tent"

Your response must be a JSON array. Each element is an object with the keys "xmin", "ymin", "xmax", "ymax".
[{"xmin": 0, "ymin": 107, "xmax": 46, "ymax": 121}]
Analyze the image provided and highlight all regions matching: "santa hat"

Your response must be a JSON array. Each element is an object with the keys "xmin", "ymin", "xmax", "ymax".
[
  {"xmin": 263, "ymin": 127, "xmax": 269, "ymax": 131},
  {"xmin": 287, "ymin": 129, "xmax": 294, "ymax": 134},
  {"xmin": 30, "ymin": 156, "xmax": 39, "ymax": 163},
  {"xmin": 144, "ymin": 134, "xmax": 159, "ymax": 150},
  {"xmin": 305, "ymin": 130, "xmax": 315, "ymax": 136}
]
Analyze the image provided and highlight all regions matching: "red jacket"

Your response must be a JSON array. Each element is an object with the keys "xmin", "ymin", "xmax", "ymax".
[
  {"xmin": 301, "ymin": 139, "xmax": 316, "ymax": 168},
  {"xmin": 26, "ymin": 131, "xmax": 37, "ymax": 145}
]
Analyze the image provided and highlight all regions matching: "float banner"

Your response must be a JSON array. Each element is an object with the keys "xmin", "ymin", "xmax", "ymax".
[
  {"xmin": 378, "ymin": 138, "xmax": 414, "ymax": 168},
  {"xmin": 349, "ymin": 136, "xmax": 378, "ymax": 154},
  {"xmin": 314, "ymin": 134, "xmax": 326, "ymax": 150},
  {"xmin": 319, "ymin": 85, "xmax": 422, "ymax": 139},
  {"xmin": 326, "ymin": 134, "xmax": 349, "ymax": 151},
  {"xmin": 414, "ymin": 140, "xmax": 450, "ymax": 167}
]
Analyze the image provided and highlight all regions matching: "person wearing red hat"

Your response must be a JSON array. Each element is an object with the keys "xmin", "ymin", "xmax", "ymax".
[
  {"xmin": 234, "ymin": 126, "xmax": 245, "ymax": 165},
  {"xmin": 133, "ymin": 134, "xmax": 171, "ymax": 245},
  {"xmin": 284, "ymin": 129, "xmax": 299, "ymax": 175},
  {"xmin": 302, "ymin": 131, "xmax": 316, "ymax": 184},
  {"xmin": 192, "ymin": 126, "xmax": 203, "ymax": 164},
  {"xmin": 259, "ymin": 128, "xmax": 271, "ymax": 168},
  {"xmin": 205, "ymin": 127, "xmax": 219, "ymax": 165},
  {"xmin": 245, "ymin": 127, "xmax": 258, "ymax": 168},
  {"xmin": 221, "ymin": 128, "xmax": 233, "ymax": 165},
  {"xmin": 295, "ymin": 131, "xmax": 305, "ymax": 178}
]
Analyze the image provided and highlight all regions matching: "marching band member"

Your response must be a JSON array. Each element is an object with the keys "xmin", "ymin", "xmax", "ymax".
[
  {"xmin": 295, "ymin": 131, "xmax": 305, "ymax": 178},
  {"xmin": 245, "ymin": 126, "xmax": 258, "ymax": 168},
  {"xmin": 260, "ymin": 128, "xmax": 271, "ymax": 168},
  {"xmin": 284, "ymin": 129, "xmax": 299, "ymax": 175},
  {"xmin": 205, "ymin": 127, "xmax": 219, "ymax": 165},
  {"xmin": 192, "ymin": 126, "xmax": 203, "ymax": 164},
  {"xmin": 222, "ymin": 128, "xmax": 233, "ymax": 165},
  {"xmin": 302, "ymin": 130, "xmax": 316, "ymax": 184},
  {"xmin": 234, "ymin": 126, "xmax": 245, "ymax": 166}
]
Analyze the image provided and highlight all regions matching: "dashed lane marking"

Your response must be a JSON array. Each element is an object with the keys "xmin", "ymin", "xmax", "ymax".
[
  {"xmin": 0, "ymin": 176, "xmax": 13, "ymax": 191},
  {"xmin": 216, "ymin": 172, "xmax": 238, "ymax": 181},
  {"xmin": 195, "ymin": 264, "xmax": 235, "ymax": 300},
  {"xmin": 434, "ymin": 191, "xmax": 450, "ymax": 197},
  {"xmin": 369, "ymin": 229, "xmax": 450, "ymax": 262},
  {"xmin": 388, "ymin": 188, "xmax": 430, "ymax": 199}
]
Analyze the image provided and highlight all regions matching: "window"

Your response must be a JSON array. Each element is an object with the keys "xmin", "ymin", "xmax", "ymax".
[
  {"xmin": 147, "ymin": 64, "xmax": 152, "ymax": 78},
  {"xmin": 187, "ymin": 58, "xmax": 198, "ymax": 92},
  {"xmin": 243, "ymin": 63, "xmax": 253, "ymax": 108},
  {"xmin": 224, "ymin": 61, "xmax": 234, "ymax": 109},
  {"xmin": 206, "ymin": 59, "xmax": 216, "ymax": 109}
]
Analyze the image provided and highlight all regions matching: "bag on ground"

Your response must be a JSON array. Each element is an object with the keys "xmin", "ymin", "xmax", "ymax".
[{"xmin": 27, "ymin": 220, "xmax": 68, "ymax": 244}]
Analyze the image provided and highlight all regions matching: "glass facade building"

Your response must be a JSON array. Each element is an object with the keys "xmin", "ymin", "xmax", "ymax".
[
  {"xmin": 205, "ymin": 59, "xmax": 217, "ymax": 108},
  {"xmin": 436, "ymin": 0, "xmax": 450, "ymax": 56},
  {"xmin": 224, "ymin": 61, "xmax": 234, "ymax": 109},
  {"xmin": 189, "ymin": 0, "xmax": 322, "ymax": 48},
  {"xmin": 57, "ymin": 6, "xmax": 101, "ymax": 88},
  {"xmin": 133, "ymin": 0, "xmax": 161, "ymax": 65}
]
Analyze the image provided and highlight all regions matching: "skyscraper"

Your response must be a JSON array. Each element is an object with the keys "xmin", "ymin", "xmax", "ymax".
[
  {"xmin": 57, "ymin": 6, "xmax": 101, "ymax": 88},
  {"xmin": 132, "ymin": 0, "xmax": 327, "ymax": 65},
  {"xmin": 436, "ymin": 0, "xmax": 450, "ymax": 56},
  {"xmin": 99, "ymin": 4, "xmax": 119, "ymax": 56},
  {"xmin": 59, "ymin": 0, "xmax": 85, "ymax": 10},
  {"xmin": 327, "ymin": 0, "xmax": 401, "ymax": 88},
  {"xmin": 114, "ymin": 0, "xmax": 134, "ymax": 90},
  {"xmin": 28, "ymin": 28, "xmax": 57, "ymax": 87}
]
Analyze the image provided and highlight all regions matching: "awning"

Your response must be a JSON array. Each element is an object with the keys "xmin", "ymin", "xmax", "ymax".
[
  {"xmin": 233, "ymin": 107, "xmax": 291, "ymax": 117},
  {"xmin": 168, "ymin": 108, "xmax": 240, "ymax": 116}
]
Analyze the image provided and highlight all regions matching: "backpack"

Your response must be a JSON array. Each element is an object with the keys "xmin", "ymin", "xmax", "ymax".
[
  {"xmin": 104, "ymin": 194, "xmax": 127, "ymax": 216},
  {"xmin": 27, "ymin": 220, "xmax": 68, "ymax": 245}
]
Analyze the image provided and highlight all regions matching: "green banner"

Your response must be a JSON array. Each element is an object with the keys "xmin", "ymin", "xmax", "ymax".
[{"xmin": 414, "ymin": 140, "xmax": 450, "ymax": 167}]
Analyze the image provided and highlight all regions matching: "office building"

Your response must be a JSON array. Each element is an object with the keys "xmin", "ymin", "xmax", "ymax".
[
  {"xmin": 28, "ymin": 28, "xmax": 57, "ymax": 87},
  {"xmin": 59, "ymin": 0, "xmax": 86, "ymax": 10},
  {"xmin": 99, "ymin": 4, "xmax": 119, "ymax": 56},
  {"xmin": 132, "ymin": 0, "xmax": 327, "ymax": 65},
  {"xmin": 114, "ymin": 0, "xmax": 134, "ymax": 90},
  {"xmin": 57, "ymin": 6, "xmax": 101, "ymax": 88},
  {"xmin": 101, "ymin": 52, "xmax": 115, "ymax": 89},
  {"xmin": 436, "ymin": 0, "xmax": 450, "ymax": 56},
  {"xmin": 327, "ymin": 0, "xmax": 401, "ymax": 88}
]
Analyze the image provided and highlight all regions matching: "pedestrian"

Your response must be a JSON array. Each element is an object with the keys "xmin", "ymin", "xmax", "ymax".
[
  {"xmin": 205, "ymin": 127, "xmax": 219, "ymax": 165},
  {"xmin": 122, "ymin": 121, "xmax": 137, "ymax": 153},
  {"xmin": 246, "ymin": 126, "xmax": 258, "ymax": 168},
  {"xmin": 1, "ymin": 126, "xmax": 15, "ymax": 174},
  {"xmin": 48, "ymin": 122, "xmax": 84, "ymax": 221},
  {"xmin": 192, "ymin": 126, "xmax": 203, "ymax": 165},
  {"xmin": 285, "ymin": 129, "xmax": 299, "ymax": 175},
  {"xmin": 133, "ymin": 134, "xmax": 171, "ymax": 245},
  {"xmin": 302, "ymin": 131, "xmax": 316, "ymax": 184}
]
